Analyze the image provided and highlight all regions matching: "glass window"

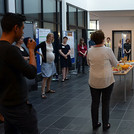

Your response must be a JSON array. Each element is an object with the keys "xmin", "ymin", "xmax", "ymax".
[
  {"xmin": 78, "ymin": 9, "xmax": 84, "ymax": 27},
  {"xmin": 0, "ymin": 16, "xmax": 3, "ymax": 37},
  {"xmin": 78, "ymin": 29, "xmax": 82, "ymax": 43},
  {"xmin": 34, "ymin": 21, "xmax": 42, "ymax": 29},
  {"xmin": 97, "ymin": 20, "xmax": 99, "ymax": 30},
  {"xmin": 24, "ymin": 0, "xmax": 41, "ymax": 20},
  {"xmin": 90, "ymin": 20, "xmax": 99, "ymax": 30},
  {"xmin": 15, "ymin": 0, "xmax": 22, "ymax": 13},
  {"xmin": 90, "ymin": 21, "xmax": 96, "ymax": 30},
  {"xmin": 69, "ymin": 6, "xmax": 76, "ymax": 26},
  {"xmin": 66, "ymin": 5, "xmax": 68, "ymax": 26},
  {"xmin": 43, "ymin": 0, "xmax": 56, "ymax": 22},
  {"xmin": 57, "ymin": 1, "xmax": 60, "ymax": 23},
  {"xmin": 43, "ymin": 22, "xmax": 56, "ymax": 32},
  {"xmin": 0, "ymin": 0, "xmax": 4, "ymax": 14}
]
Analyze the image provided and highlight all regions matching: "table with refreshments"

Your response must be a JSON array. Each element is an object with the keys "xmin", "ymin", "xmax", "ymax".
[{"xmin": 112, "ymin": 57, "xmax": 134, "ymax": 102}]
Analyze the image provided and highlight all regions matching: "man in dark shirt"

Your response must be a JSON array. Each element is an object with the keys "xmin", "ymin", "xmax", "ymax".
[
  {"xmin": 124, "ymin": 39, "xmax": 131, "ymax": 61},
  {"xmin": 0, "ymin": 13, "xmax": 39, "ymax": 134},
  {"xmin": 89, "ymin": 39, "xmax": 95, "ymax": 48}
]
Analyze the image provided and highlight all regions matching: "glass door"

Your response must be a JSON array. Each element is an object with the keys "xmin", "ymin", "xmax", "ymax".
[{"xmin": 112, "ymin": 30, "xmax": 131, "ymax": 61}]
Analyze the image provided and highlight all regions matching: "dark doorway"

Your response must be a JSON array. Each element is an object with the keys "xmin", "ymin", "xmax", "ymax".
[{"xmin": 112, "ymin": 30, "xmax": 132, "ymax": 60}]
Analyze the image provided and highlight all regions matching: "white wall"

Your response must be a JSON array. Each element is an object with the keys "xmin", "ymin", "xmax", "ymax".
[
  {"xmin": 87, "ymin": 0, "xmax": 134, "ymax": 11},
  {"xmin": 99, "ymin": 16, "xmax": 134, "ymax": 59},
  {"xmin": 65, "ymin": 0, "xmax": 88, "ymax": 10}
]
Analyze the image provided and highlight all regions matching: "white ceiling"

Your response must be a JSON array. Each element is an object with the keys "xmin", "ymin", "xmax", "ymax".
[
  {"xmin": 87, "ymin": 0, "xmax": 134, "ymax": 11},
  {"xmin": 90, "ymin": 10, "xmax": 134, "ymax": 20}
]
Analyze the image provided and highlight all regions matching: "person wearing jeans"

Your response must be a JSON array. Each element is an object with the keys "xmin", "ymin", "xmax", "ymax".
[{"xmin": 87, "ymin": 30, "xmax": 118, "ymax": 131}]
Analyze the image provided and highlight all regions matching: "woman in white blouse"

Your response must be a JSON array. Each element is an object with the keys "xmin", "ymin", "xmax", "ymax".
[
  {"xmin": 87, "ymin": 30, "xmax": 118, "ymax": 131},
  {"xmin": 35, "ymin": 33, "xmax": 56, "ymax": 99}
]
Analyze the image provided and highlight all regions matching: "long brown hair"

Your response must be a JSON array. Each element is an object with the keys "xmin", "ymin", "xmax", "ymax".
[{"xmin": 79, "ymin": 38, "xmax": 86, "ymax": 46}]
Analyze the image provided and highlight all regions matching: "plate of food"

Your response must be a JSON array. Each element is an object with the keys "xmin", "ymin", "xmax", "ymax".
[{"xmin": 112, "ymin": 67, "xmax": 121, "ymax": 73}]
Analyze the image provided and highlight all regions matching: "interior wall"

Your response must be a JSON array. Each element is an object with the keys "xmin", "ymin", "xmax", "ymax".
[
  {"xmin": 87, "ymin": 0, "xmax": 134, "ymax": 11},
  {"xmin": 99, "ymin": 16, "xmax": 134, "ymax": 59},
  {"xmin": 65, "ymin": 0, "xmax": 88, "ymax": 10}
]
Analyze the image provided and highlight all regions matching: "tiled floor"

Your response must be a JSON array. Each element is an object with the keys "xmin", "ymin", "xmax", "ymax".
[{"xmin": 0, "ymin": 67, "xmax": 134, "ymax": 134}]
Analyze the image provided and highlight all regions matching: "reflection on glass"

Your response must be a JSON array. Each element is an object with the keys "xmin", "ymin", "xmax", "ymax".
[
  {"xmin": 16, "ymin": 0, "xmax": 22, "ymax": 13},
  {"xmin": 58, "ymin": 24, "xmax": 61, "ymax": 37},
  {"xmin": 69, "ymin": 6, "xmax": 76, "ymax": 25},
  {"xmin": 24, "ymin": 0, "xmax": 41, "ymax": 20},
  {"xmin": 77, "ymin": 29, "xmax": 82, "ymax": 42},
  {"xmin": 78, "ymin": 9, "xmax": 84, "ymax": 27},
  {"xmin": 0, "ymin": 17, "xmax": 2, "ymax": 37},
  {"xmin": 43, "ymin": 22, "xmax": 56, "ymax": 32},
  {"xmin": 0, "ymin": 0, "xmax": 4, "ymax": 14},
  {"xmin": 57, "ymin": 1, "xmax": 60, "ymax": 23},
  {"xmin": 43, "ymin": 0, "xmax": 56, "ymax": 22},
  {"xmin": 34, "ymin": 21, "xmax": 42, "ymax": 29}
]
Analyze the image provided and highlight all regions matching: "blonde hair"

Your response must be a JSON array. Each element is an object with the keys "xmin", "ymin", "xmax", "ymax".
[{"xmin": 46, "ymin": 33, "xmax": 54, "ymax": 43}]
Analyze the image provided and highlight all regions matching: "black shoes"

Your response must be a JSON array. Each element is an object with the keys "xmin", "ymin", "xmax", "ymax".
[
  {"xmin": 93, "ymin": 122, "xmax": 111, "ymax": 131},
  {"xmin": 103, "ymin": 123, "xmax": 111, "ymax": 131},
  {"xmin": 61, "ymin": 79, "xmax": 65, "ymax": 82},
  {"xmin": 93, "ymin": 122, "xmax": 101, "ymax": 130}
]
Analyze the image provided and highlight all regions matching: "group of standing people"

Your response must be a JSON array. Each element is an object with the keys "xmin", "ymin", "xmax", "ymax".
[
  {"xmin": 35, "ymin": 34, "xmax": 88, "ymax": 98},
  {"xmin": 104, "ymin": 36, "xmax": 131, "ymax": 61},
  {"xmin": 34, "ymin": 34, "xmax": 72, "ymax": 98},
  {"xmin": 0, "ymin": 12, "xmax": 128, "ymax": 134}
]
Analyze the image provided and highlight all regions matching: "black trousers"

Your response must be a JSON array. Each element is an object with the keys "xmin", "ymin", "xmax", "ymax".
[
  {"xmin": 125, "ymin": 53, "xmax": 131, "ymax": 61},
  {"xmin": 77, "ymin": 56, "xmax": 86, "ymax": 73},
  {"xmin": 0, "ymin": 103, "xmax": 39, "ymax": 134},
  {"xmin": 90, "ymin": 83, "xmax": 114, "ymax": 127},
  {"xmin": 118, "ymin": 48, "xmax": 122, "ymax": 61}
]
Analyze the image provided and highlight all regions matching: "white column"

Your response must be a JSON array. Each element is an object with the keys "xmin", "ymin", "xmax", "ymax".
[
  {"xmin": 8, "ymin": 0, "xmax": 15, "ymax": 13},
  {"xmin": 87, "ymin": 11, "xmax": 90, "ymax": 29},
  {"xmin": 132, "ymin": 31, "xmax": 134, "ymax": 60},
  {"xmin": 87, "ymin": 11, "xmax": 90, "ymax": 48},
  {"xmin": 62, "ymin": 0, "xmax": 67, "ymax": 32}
]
